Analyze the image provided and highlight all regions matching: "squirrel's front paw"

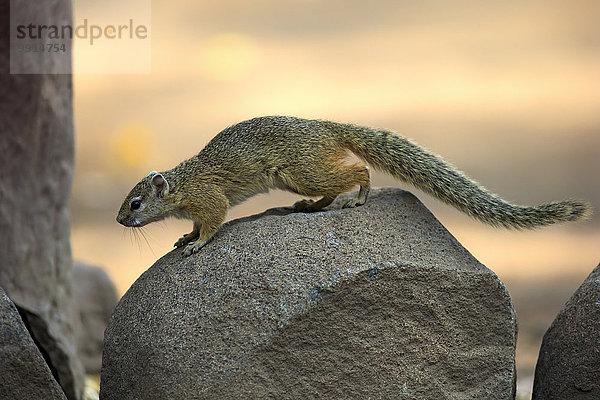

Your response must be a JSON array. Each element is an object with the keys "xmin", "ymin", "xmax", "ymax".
[
  {"xmin": 174, "ymin": 232, "xmax": 198, "ymax": 248},
  {"xmin": 182, "ymin": 239, "xmax": 208, "ymax": 256}
]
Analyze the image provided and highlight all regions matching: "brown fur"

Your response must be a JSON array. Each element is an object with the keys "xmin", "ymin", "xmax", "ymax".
[{"xmin": 116, "ymin": 116, "xmax": 592, "ymax": 256}]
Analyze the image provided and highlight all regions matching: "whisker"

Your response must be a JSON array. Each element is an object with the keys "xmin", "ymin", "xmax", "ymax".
[
  {"xmin": 124, "ymin": 226, "xmax": 133, "ymax": 246},
  {"xmin": 137, "ymin": 226, "xmax": 157, "ymax": 257},
  {"xmin": 135, "ymin": 228, "xmax": 143, "ymax": 253}
]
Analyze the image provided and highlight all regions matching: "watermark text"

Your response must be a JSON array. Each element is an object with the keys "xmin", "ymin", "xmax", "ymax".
[{"xmin": 16, "ymin": 19, "xmax": 148, "ymax": 45}]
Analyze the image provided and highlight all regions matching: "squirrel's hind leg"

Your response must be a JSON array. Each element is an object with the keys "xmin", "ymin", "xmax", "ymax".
[
  {"xmin": 283, "ymin": 161, "xmax": 371, "ymax": 211},
  {"xmin": 342, "ymin": 166, "xmax": 371, "ymax": 208}
]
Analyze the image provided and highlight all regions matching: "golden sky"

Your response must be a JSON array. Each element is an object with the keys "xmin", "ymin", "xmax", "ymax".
[
  {"xmin": 72, "ymin": 0, "xmax": 600, "ymax": 209},
  {"xmin": 71, "ymin": 0, "xmax": 600, "ymax": 279}
]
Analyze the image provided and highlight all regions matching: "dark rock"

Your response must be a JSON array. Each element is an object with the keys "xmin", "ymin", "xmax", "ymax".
[
  {"xmin": 74, "ymin": 263, "xmax": 119, "ymax": 374},
  {"xmin": 0, "ymin": 2, "xmax": 83, "ymax": 399},
  {"xmin": 532, "ymin": 262, "xmax": 600, "ymax": 399},
  {"xmin": 101, "ymin": 188, "xmax": 517, "ymax": 400},
  {"xmin": 0, "ymin": 286, "xmax": 67, "ymax": 399}
]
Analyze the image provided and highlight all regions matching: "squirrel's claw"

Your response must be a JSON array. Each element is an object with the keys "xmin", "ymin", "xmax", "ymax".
[
  {"xmin": 182, "ymin": 239, "xmax": 208, "ymax": 256},
  {"xmin": 292, "ymin": 199, "xmax": 315, "ymax": 212},
  {"xmin": 342, "ymin": 198, "xmax": 365, "ymax": 209},
  {"xmin": 174, "ymin": 232, "xmax": 199, "ymax": 248}
]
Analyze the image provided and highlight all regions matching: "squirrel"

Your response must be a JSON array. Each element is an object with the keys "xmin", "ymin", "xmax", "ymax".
[{"xmin": 116, "ymin": 116, "xmax": 592, "ymax": 256}]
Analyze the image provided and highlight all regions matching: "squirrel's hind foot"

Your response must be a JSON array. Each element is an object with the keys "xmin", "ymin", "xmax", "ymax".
[
  {"xmin": 342, "ymin": 198, "xmax": 366, "ymax": 208},
  {"xmin": 292, "ymin": 195, "xmax": 337, "ymax": 213},
  {"xmin": 342, "ymin": 183, "xmax": 371, "ymax": 209}
]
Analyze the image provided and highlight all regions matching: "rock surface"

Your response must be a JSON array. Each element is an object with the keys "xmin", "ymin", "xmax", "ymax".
[
  {"xmin": 0, "ymin": 2, "xmax": 83, "ymax": 399},
  {"xmin": 101, "ymin": 188, "xmax": 517, "ymax": 400},
  {"xmin": 74, "ymin": 263, "xmax": 119, "ymax": 374},
  {"xmin": 533, "ymin": 262, "xmax": 600, "ymax": 399},
  {"xmin": 0, "ymin": 286, "xmax": 67, "ymax": 400}
]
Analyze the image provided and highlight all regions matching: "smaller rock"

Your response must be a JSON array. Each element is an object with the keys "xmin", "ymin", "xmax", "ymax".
[
  {"xmin": 533, "ymin": 262, "xmax": 600, "ymax": 399},
  {"xmin": 74, "ymin": 263, "xmax": 119, "ymax": 374},
  {"xmin": 0, "ymin": 286, "xmax": 67, "ymax": 399}
]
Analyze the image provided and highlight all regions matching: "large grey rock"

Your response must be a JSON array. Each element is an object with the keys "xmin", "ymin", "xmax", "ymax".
[
  {"xmin": 0, "ymin": 2, "xmax": 83, "ymax": 399},
  {"xmin": 0, "ymin": 286, "xmax": 67, "ymax": 399},
  {"xmin": 101, "ymin": 188, "xmax": 517, "ymax": 400},
  {"xmin": 74, "ymin": 263, "xmax": 119, "ymax": 374},
  {"xmin": 533, "ymin": 262, "xmax": 600, "ymax": 399}
]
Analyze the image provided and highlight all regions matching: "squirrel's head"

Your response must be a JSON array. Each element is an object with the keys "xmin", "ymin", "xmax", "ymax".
[{"xmin": 116, "ymin": 171, "xmax": 171, "ymax": 227}]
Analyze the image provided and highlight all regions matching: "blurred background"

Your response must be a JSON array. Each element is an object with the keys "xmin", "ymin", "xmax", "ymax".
[{"xmin": 70, "ymin": 0, "xmax": 600, "ymax": 395}]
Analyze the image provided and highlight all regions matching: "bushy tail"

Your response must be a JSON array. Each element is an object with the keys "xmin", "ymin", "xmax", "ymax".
[{"xmin": 329, "ymin": 121, "xmax": 592, "ymax": 229}]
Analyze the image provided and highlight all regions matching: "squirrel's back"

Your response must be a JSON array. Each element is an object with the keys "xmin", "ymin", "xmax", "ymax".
[
  {"xmin": 200, "ymin": 116, "xmax": 591, "ymax": 228},
  {"xmin": 197, "ymin": 116, "xmax": 340, "ymax": 166}
]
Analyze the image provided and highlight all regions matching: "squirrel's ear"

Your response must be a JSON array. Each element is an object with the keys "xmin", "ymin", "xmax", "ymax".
[{"xmin": 150, "ymin": 173, "xmax": 169, "ymax": 198}]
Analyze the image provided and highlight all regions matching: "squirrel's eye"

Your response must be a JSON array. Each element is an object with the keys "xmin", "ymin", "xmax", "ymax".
[{"xmin": 130, "ymin": 200, "xmax": 141, "ymax": 211}]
